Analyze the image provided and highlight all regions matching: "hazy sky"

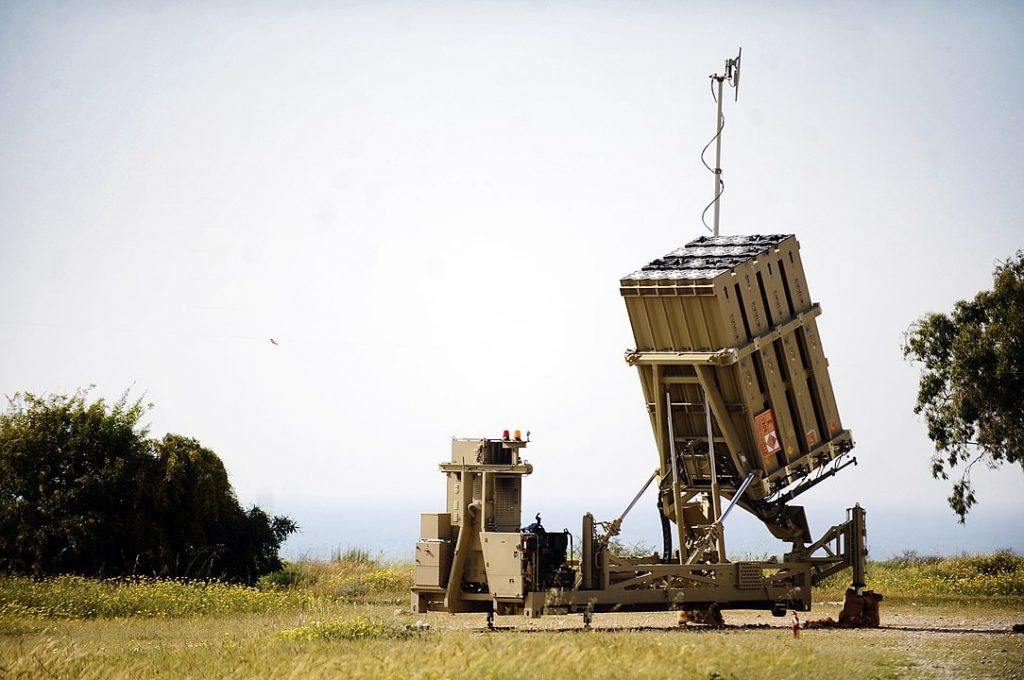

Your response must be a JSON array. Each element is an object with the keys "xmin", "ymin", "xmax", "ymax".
[{"xmin": 2, "ymin": 1, "xmax": 1021, "ymax": 558}]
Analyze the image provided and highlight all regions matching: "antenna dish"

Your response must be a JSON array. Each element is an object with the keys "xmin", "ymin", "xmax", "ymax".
[{"xmin": 731, "ymin": 47, "xmax": 742, "ymax": 101}]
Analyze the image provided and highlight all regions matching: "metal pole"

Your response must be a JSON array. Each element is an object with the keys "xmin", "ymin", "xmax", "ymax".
[
  {"xmin": 684, "ymin": 472, "xmax": 755, "ymax": 566},
  {"xmin": 581, "ymin": 513, "xmax": 594, "ymax": 590},
  {"xmin": 711, "ymin": 75, "xmax": 725, "ymax": 237},
  {"xmin": 668, "ymin": 391, "xmax": 680, "ymax": 492},
  {"xmin": 704, "ymin": 392, "xmax": 726, "ymax": 560},
  {"xmin": 618, "ymin": 470, "xmax": 658, "ymax": 522},
  {"xmin": 719, "ymin": 472, "xmax": 757, "ymax": 524},
  {"xmin": 481, "ymin": 461, "xmax": 488, "ymax": 530},
  {"xmin": 666, "ymin": 391, "xmax": 687, "ymax": 564},
  {"xmin": 705, "ymin": 396, "xmax": 719, "ymax": 510},
  {"xmin": 849, "ymin": 504, "xmax": 867, "ymax": 595}
]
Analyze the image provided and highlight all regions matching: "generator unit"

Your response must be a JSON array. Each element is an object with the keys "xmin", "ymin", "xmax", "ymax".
[{"xmin": 412, "ymin": 435, "xmax": 574, "ymax": 617}]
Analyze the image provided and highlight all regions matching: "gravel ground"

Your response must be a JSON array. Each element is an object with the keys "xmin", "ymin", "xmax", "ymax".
[
  {"xmin": 417, "ymin": 602, "xmax": 1020, "ymax": 633},
  {"xmin": 412, "ymin": 601, "xmax": 1024, "ymax": 679}
]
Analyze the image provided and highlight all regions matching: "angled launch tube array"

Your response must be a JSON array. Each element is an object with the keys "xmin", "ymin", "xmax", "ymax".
[{"xmin": 620, "ymin": 234, "xmax": 855, "ymax": 545}]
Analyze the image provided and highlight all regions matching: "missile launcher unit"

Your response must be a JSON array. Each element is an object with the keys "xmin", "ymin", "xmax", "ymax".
[{"xmin": 411, "ymin": 235, "xmax": 876, "ymax": 627}]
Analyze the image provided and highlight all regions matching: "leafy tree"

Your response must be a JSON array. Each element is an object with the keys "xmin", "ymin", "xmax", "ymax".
[
  {"xmin": 219, "ymin": 506, "xmax": 298, "ymax": 584},
  {"xmin": 149, "ymin": 434, "xmax": 244, "ymax": 575},
  {"xmin": 903, "ymin": 251, "xmax": 1024, "ymax": 521},
  {"xmin": 0, "ymin": 390, "xmax": 151, "ymax": 576},
  {"xmin": 0, "ymin": 389, "xmax": 296, "ymax": 582},
  {"xmin": 148, "ymin": 434, "xmax": 296, "ymax": 581}
]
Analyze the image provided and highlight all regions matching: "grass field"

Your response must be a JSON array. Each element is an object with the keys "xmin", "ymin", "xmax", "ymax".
[{"xmin": 1, "ymin": 551, "xmax": 1022, "ymax": 679}]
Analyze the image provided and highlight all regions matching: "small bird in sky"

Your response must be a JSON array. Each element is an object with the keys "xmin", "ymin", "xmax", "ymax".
[{"xmin": 270, "ymin": 338, "xmax": 279, "ymax": 346}]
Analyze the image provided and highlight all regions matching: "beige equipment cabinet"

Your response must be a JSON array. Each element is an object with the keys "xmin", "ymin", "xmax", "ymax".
[
  {"xmin": 413, "ymin": 437, "xmax": 572, "ymax": 617},
  {"xmin": 411, "ymin": 235, "xmax": 872, "ymax": 626}
]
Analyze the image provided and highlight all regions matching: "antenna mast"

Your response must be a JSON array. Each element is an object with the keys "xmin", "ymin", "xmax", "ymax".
[{"xmin": 703, "ymin": 48, "xmax": 742, "ymax": 237}]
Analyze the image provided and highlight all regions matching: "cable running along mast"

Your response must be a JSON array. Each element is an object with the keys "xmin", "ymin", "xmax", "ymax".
[{"xmin": 701, "ymin": 48, "xmax": 742, "ymax": 236}]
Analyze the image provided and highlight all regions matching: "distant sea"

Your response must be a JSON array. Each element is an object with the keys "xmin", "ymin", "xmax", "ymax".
[{"xmin": 277, "ymin": 497, "xmax": 1023, "ymax": 562}]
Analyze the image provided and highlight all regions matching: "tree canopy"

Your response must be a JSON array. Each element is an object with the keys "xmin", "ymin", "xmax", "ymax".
[
  {"xmin": 0, "ymin": 390, "xmax": 296, "ymax": 582},
  {"xmin": 903, "ymin": 251, "xmax": 1024, "ymax": 521}
]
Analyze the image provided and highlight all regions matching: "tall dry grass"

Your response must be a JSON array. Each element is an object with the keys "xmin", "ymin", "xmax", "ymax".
[
  {"xmin": 1, "ymin": 550, "xmax": 1022, "ymax": 678},
  {"xmin": 814, "ymin": 549, "xmax": 1024, "ymax": 603}
]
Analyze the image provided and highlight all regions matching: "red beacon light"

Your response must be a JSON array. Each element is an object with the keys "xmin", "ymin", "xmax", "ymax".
[{"xmin": 502, "ymin": 429, "xmax": 510, "ymax": 441}]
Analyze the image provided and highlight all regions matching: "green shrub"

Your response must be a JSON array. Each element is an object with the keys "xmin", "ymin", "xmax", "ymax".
[
  {"xmin": 278, "ymin": 617, "xmax": 412, "ymax": 642},
  {"xmin": 815, "ymin": 550, "xmax": 1024, "ymax": 601},
  {"xmin": 331, "ymin": 547, "xmax": 379, "ymax": 565},
  {"xmin": 258, "ymin": 564, "xmax": 315, "ymax": 590},
  {"xmin": 607, "ymin": 538, "xmax": 655, "ymax": 558},
  {"xmin": 0, "ymin": 390, "xmax": 296, "ymax": 583},
  {"xmin": 955, "ymin": 549, "xmax": 1023, "ymax": 576},
  {"xmin": 0, "ymin": 575, "xmax": 303, "ymax": 619},
  {"xmin": 882, "ymin": 550, "xmax": 944, "ymax": 568}
]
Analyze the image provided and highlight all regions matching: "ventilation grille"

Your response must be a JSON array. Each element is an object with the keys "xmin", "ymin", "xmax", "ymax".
[
  {"xmin": 493, "ymin": 477, "xmax": 520, "ymax": 529},
  {"xmin": 737, "ymin": 563, "xmax": 765, "ymax": 589}
]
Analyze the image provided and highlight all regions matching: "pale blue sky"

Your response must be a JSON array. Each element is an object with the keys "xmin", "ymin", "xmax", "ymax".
[{"xmin": 1, "ymin": 1, "xmax": 1021, "ymax": 557}]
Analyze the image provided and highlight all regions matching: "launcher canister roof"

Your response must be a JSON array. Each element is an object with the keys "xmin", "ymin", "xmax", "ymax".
[{"xmin": 622, "ymin": 234, "xmax": 792, "ymax": 283}]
